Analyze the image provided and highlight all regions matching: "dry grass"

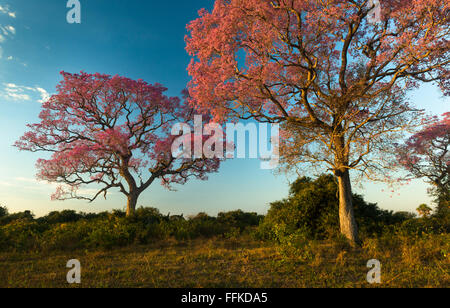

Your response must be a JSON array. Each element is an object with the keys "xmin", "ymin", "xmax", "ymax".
[{"xmin": 0, "ymin": 235, "xmax": 448, "ymax": 288}]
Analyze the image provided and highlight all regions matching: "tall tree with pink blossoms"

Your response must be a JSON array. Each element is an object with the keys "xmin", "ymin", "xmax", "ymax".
[
  {"xmin": 15, "ymin": 72, "xmax": 222, "ymax": 216},
  {"xmin": 398, "ymin": 113, "xmax": 450, "ymax": 217},
  {"xmin": 186, "ymin": 0, "xmax": 449, "ymax": 243}
]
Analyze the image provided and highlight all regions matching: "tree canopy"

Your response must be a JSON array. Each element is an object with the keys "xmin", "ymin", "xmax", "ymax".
[
  {"xmin": 15, "ymin": 72, "xmax": 222, "ymax": 215},
  {"xmin": 186, "ymin": 0, "xmax": 450, "ymax": 243},
  {"xmin": 398, "ymin": 112, "xmax": 450, "ymax": 217}
]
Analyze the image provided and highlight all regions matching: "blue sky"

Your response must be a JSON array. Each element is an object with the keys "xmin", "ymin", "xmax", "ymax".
[{"xmin": 0, "ymin": 0, "xmax": 448, "ymax": 217}]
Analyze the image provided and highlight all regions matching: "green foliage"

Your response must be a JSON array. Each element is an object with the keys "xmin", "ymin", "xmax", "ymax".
[
  {"xmin": 41, "ymin": 220, "xmax": 93, "ymax": 251},
  {"xmin": 417, "ymin": 204, "xmax": 433, "ymax": 218},
  {"xmin": 396, "ymin": 216, "xmax": 449, "ymax": 236},
  {"xmin": 0, "ymin": 176, "xmax": 447, "ymax": 253},
  {"xmin": 37, "ymin": 210, "xmax": 85, "ymax": 225},
  {"xmin": 1, "ymin": 219, "xmax": 42, "ymax": 251},
  {"xmin": 0, "ymin": 207, "xmax": 262, "ymax": 252},
  {"xmin": 257, "ymin": 175, "xmax": 421, "ymax": 242},
  {"xmin": 86, "ymin": 216, "xmax": 136, "ymax": 249},
  {"xmin": 0, "ymin": 205, "xmax": 8, "ymax": 218},
  {"xmin": 217, "ymin": 210, "xmax": 263, "ymax": 231},
  {"xmin": 0, "ymin": 210, "xmax": 34, "ymax": 226}
]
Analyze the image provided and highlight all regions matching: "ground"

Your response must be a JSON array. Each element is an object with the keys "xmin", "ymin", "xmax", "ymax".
[{"xmin": 0, "ymin": 236, "xmax": 448, "ymax": 288}]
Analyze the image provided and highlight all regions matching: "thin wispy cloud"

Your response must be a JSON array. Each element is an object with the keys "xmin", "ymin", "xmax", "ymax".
[
  {"xmin": 0, "ymin": 26, "xmax": 15, "ymax": 44},
  {"xmin": 7, "ymin": 177, "xmax": 64, "ymax": 193},
  {"xmin": 1, "ymin": 25, "xmax": 15, "ymax": 35},
  {"xmin": 35, "ymin": 87, "xmax": 50, "ymax": 103},
  {"xmin": 0, "ymin": 4, "xmax": 16, "ymax": 60},
  {"xmin": 0, "ymin": 4, "xmax": 15, "ymax": 18},
  {"xmin": 5, "ymin": 177, "xmax": 111, "ymax": 196},
  {"xmin": 0, "ymin": 83, "xmax": 50, "ymax": 103}
]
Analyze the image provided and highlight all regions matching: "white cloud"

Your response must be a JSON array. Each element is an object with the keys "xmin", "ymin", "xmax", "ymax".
[
  {"xmin": 11, "ymin": 177, "xmax": 109, "ymax": 196},
  {"xmin": 0, "ymin": 5, "xmax": 15, "ymax": 18},
  {"xmin": 0, "ymin": 83, "xmax": 51, "ymax": 103},
  {"xmin": 0, "ymin": 26, "xmax": 14, "ymax": 61},
  {"xmin": 7, "ymin": 177, "xmax": 61, "ymax": 194},
  {"xmin": 0, "ymin": 25, "xmax": 16, "ymax": 49},
  {"xmin": 0, "ymin": 180, "xmax": 14, "ymax": 187},
  {"xmin": 3, "ymin": 92, "xmax": 31, "ymax": 101},
  {"xmin": 14, "ymin": 177, "xmax": 39, "ymax": 184},
  {"xmin": 35, "ymin": 87, "xmax": 50, "ymax": 103},
  {"xmin": 1, "ymin": 25, "xmax": 15, "ymax": 35},
  {"xmin": 0, "ymin": 5, "xmax": 16, "ymax": 62}
]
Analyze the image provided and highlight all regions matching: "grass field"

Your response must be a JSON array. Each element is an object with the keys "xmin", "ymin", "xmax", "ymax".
[{"xmin": 1, "ymin": 236, "xmax": 448, "ymax": 288}]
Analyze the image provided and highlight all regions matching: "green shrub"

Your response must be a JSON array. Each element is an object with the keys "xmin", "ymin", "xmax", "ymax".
[
  {"xmin": 0, "ymin": 210, "xmax": 35, "ymax": 226},
  {"xmin": 41, "ymin": 220, "xmax": 93, "ymax": 251},
  {"xmin": 1, "ymin": 219, "xmax": 41, "ymax": 251},
  {"xmin": 258, "ymin": 174, "xmax": 413, "ymax": 242},
  {"xmin": 86, "ymin": 217, "xmax": 135, "ymax": 249},
  {"xmin": 0, "ymin": 207, "xmax": 266, "ymax": 252},
  {"xmin": 217, "ymin": 210, "xmax": 263, "ymax": 231},
  {"xmin": 0, "ymin": 206, "xmax": 8, "ymax": 218},
  {"xmin": 396, "ymin": 217, "xmax": 449, "ymax": 236},
  {"xmin": 38, "ymin": 210, "xmax": 85, "ymax": 225}
]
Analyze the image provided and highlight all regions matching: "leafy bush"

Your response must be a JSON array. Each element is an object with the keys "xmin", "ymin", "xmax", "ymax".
[
  {"xmin": 396, "ymin": 217, "xmax": 449, "ymax": 236},
  {"xmin": 0, "ymin": 210, "xmax": 35, "ymax": 226},
  {"xmin": 0, "ymin": 207, "xmax": 263, "ymax": 252},
  {"xmin": 37, "ymin": 210, "xmax": 85, "ymax": 225},
  {"xmin": 258, "ymin": 175, "xmax": 414, "ymax": 242},
  {"xmin": 86, "ymin": 217, "xmax": 135, "ymax": 249},
  {"xmin": 217, "ymin": 210, "xmax": 263, "ymax": 231},
  {"xmin": 41, "ymin": 220, "xmax": 93, "ymax": 251},
  {"xmin": 1, "ymin": 219, "xmax": 42, "ymax": 251},
  {"xmin": 0, "ymin": 205, "xmax": 8, "ymax": 218}
]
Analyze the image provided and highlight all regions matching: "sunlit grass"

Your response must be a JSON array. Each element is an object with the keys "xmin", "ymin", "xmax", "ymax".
[{"xmin": 1, "ymin": 235, "xmax": 448, "ymax": 288}]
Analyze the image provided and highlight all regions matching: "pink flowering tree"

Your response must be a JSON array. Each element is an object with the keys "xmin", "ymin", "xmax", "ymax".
[
  {"xmin": 186, "ymin": 0, "xmax": 449, "ymax": 243},
  {"xmin": 398, "ymin": 113, "xmax": 450, "ymax": 216},
  {"xmin": 15, "ymin": 72, "xmax": 222, "ymax": 216}
]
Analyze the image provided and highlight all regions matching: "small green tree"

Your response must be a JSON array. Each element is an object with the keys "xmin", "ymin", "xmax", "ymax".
[
  {"xmin": 0, "ymin": 205, "xmax": 8, "ymax": 218},
  {"xmin": 417, "ymin": 204, "xmax": 433, "ymax": 218}
]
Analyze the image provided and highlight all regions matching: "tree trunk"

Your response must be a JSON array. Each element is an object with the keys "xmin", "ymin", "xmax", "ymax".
[
  {"xmin": 126, "ymin": 192, "xmax": 139, "ymax": 217},
  {"xmin": 336, "ymin": 169, "xmax": 360, "ymax": 245}
]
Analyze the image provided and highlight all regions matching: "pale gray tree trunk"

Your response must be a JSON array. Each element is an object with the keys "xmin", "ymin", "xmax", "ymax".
[
  {"xmin": 120, "ymin": 160, "xmax": 140, "ymax": 217},
  {"xmin": 336, "ymin": 169, "xmax": 360, "ymax": 245},
  {"xmin": 126, "ymin": 191, "xmax": 139, "ymax": 217}
]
